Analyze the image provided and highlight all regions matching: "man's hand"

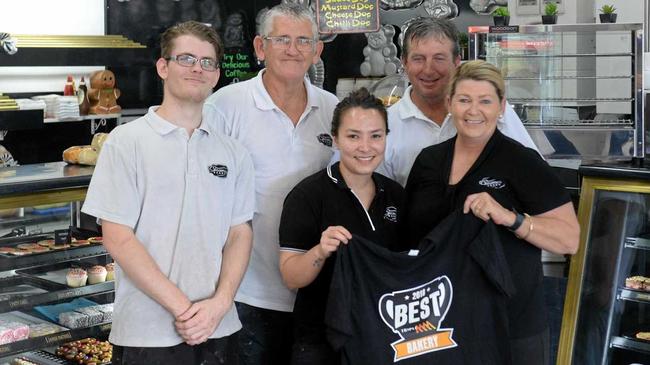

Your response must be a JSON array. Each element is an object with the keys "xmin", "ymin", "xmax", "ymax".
[{"xmin": 175, "ymin": 297, "xmax": 230, "ymax": 345}]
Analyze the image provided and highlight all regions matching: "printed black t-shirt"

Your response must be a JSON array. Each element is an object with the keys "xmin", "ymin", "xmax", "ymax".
[
  {"xmin": 280, "ymin": 162, "xmax": 404, "ymax": 344},
  {"xmin": 325, "ymin": 210, "xmax": 515, "ymax": 365},
  {"xmin": 404, "ymin": 130, "xmax": 571, "ymax": 338}
]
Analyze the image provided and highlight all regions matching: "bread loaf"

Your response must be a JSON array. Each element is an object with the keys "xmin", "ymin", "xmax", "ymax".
[
  {"xmin": 78, "ymin": 147, "xmax": 98, "ymax": 165},
  {"xmin": 62, "ymin": 146, "xmax": 84, "ymax": 164},
  {"xmin": 64, "ymin": 146, "xmax": 98, "ymax": 165},
  {"xmin": 91, "ymin": 133, "xmax": 108, "ymax": 151}
]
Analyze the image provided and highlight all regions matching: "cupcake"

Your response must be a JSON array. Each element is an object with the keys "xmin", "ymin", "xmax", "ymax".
[
  {"xmin": 105, "ymin": 263, "xmax": 115, "ymax": 281},
  {"xmin": 87, "ymin": 265, "xmax": 107, "ymax": 284},
  {"xmin": 66, "ymin": 268, "xmax": 88, "ymax": 287}
]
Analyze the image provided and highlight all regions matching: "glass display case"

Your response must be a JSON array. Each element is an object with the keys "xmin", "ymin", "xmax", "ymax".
[
  {"xmin": 469, "ymin": 23, "xmax": 644, "ymax": 161},
  {"xmin": 558, "ymin": 162, "xmax": 650, "ymax": 365},
  {"xmin": 0, "ymin": 162, "xmax": 114, "ymax": 362}
]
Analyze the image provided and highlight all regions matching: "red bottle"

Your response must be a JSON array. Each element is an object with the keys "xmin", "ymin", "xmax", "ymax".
[{"xmin": 63, "ymin": 75, "xmax": 75, "ymax": 96}]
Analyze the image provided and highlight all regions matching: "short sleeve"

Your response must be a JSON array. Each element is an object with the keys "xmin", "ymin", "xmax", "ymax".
[
  {"xmin": 231, "ymin": 146, "xmax": 255, "ymax": 226},
  {"xmin": 511, "ymin": 148, "xmax": 571, "ymax": 215},
  {"xmin": 278, "ymin": 186, "xmax": 321, "ymax": 252},
  {"xmin": 81, "ymin": 134, "xmax": 141, "ymax": 228}
]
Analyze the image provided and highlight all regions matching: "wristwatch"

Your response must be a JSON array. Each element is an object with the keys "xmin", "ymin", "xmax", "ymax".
[{"xmin": 508, "ymin": 212, "xmax": 525, "ymax": 232}]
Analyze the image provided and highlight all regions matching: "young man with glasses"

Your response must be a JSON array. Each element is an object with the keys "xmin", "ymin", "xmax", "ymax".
[
  {"xmin": 82, "ymin": 21, "xmax": 255, "ymax": 365},
  {"xmin": 203, "ymin": 3, "xmax": 339, "ymax": 365}
]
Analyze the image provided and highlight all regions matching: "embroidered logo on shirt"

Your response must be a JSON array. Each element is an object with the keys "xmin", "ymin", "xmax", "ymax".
[
  {"xmin": 478, "ymin": 177, "xmax": 505, "ymax": 189},
  {"xmin": 379, "ymin": 276, "xmax": 457, "ymax": 362},
  {"xmin": 208, "ymin": 164, "xmax": 228, "ymax": 178},
  {"xmin": 384, "ymin": 206, "xmax": 398, "ymax": 222},
  {"xmin": 317, "ymin": 133, "xmax": 333, "ymax": 147}
]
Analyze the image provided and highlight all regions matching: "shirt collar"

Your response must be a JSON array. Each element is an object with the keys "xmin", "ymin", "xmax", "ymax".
[
  {"xmin": 146, "ymin": 106, "xmax": 211, "ymax": 136},
  {"xmin": 397, "ymin": 86, "xmax": 449, "ymax": 127},
  {"xmin": 251, "ymin": 69, "xmax": 319, "ymax": 112},
  {"xmin": 326, "ymin": 162, "xmax": 386, "ymax": 193}
]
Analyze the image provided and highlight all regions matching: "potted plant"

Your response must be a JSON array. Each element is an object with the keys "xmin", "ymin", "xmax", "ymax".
[
  {"xmin": 599, "ymin": 4, "xmax": 617, "ymax": 23},
  {"xmin": 493, "ymin": 6, "xmax": 510, "ymax": 26},
  {"xmin": 542, "ymin": 2, "xmax": 558, "ymax": 24}
]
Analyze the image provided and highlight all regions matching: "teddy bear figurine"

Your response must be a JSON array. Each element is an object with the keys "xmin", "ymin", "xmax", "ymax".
[
  {"xmin": 88, "ymin": 70, "xmax": 121, "ymax": 114},
  {"xmin": 360, "ymin": 25, "xmax": 400, "ymax": 77}
]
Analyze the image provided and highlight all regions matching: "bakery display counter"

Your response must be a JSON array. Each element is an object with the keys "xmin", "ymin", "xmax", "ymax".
[
  {"xmin": 0, "ymin": 162, "xmax": 114, "ymax": 362},
  {"xmin": 558, "ymin": 162, "xmax": 650, "ymax": 364}
]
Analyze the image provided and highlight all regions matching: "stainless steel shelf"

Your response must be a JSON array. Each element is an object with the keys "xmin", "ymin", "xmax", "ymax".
[
  {"xmin": 504, "ymin": 75, "xmax": 633, "ymax": 80},
  {"xmin": 617, "ymin": 288, "xmax": 650, "ymax": 304},
  {"xmin": 510, "ymin": 98, "xmax": 633, "ymax": 103},
  {"xmin": 43, "ymin": 114, "xmax": 119, "ymax": 124},
  {"xmin": 610, "ymin": 336, "xmax": 650, "ymax": 354},
  {"xmin": 624, "ymin": 236, "xmax": 650, "ymax": 251},
  {"xmin": 489, "ymin": 52, "xmax": 633, "ymax": 58}
]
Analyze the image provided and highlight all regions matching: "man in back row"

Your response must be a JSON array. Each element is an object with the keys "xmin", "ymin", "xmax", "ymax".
[
  {"xmin": 203, "ymin": 4, "xmax": 339, "ymax": 364},
  {"xmin": 378, "ymin": 17, "xmax": 546, "ymax": 186}
]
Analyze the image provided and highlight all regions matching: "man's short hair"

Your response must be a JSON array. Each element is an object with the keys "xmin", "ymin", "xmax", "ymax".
[
  {"xmin": 258, "ymin": 3, "xmax": 318, "ymax": 39},
  {"xmin": 402, "ymin": 17, "xmax": 460, "ymax": 60},
  {"xmin": 160, "ymin": 20, "xmax": 224, "ymax": 62},
  {"xmin": 331, "ymin": 88, "xmax": 388, "ymax": 136}
]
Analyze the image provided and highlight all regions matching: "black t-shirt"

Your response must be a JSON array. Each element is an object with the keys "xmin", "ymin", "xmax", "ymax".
[
  {"xmin": 279, "ymin": 162, "xmax": 404, "ymax": 344},
  {"xmin": 404, "ymin": 130, "xmax": 571, "ymax": 338},
  {"xmin": 325, "ymin": 210, "xmax": 515, "ymax": 365}
]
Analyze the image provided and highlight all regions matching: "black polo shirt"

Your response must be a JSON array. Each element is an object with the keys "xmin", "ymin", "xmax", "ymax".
[
  {"xmin": 326, "ymin": 210, "xmax": 515, "ymax": 365},
  {"xmin": 280, "ymin": 162, "xmax": 404, "ymax": 344},
  {"xmin": 404, "ymin": 130, "xmax": 570, "ymax": 339}
]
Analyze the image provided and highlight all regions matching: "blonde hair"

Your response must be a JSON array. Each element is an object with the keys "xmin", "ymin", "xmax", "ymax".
[{"xmin": 447, "ymin": 60, "xmax": 505, "ymax": 102}]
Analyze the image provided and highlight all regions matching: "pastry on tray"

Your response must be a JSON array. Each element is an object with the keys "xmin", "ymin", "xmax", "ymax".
[
  {"xmin": 105, "ymin": 263, "xmax": 115, "ymax": 281},
  {"xmin": 87, "ymin": 266, "xmax": 107, "ymax": 284},
  {"xmin": 66, "ymin": 268, "xmax": 88, "ymax": 287}
]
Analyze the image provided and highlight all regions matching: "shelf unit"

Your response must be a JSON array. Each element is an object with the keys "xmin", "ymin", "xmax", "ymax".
[
  {"xmin": 469, "ymin": 23, "xmax": 644, "ymax": 161},
  {"xmin": 0, "ymin": 162, "xmax": 114, "ymax": 361}
]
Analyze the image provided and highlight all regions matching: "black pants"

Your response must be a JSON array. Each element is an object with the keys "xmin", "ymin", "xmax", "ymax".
[
  {"xmin": 510, "ymin": 328, "xmax": 550, "ymax": 365},
  {"xmin": 112, "ymin": 336, "xmax": 237, "ymax": 365},
  {"xmin": 230, "ymin": 302, "xmax": 294, "ymax": 365},
  {"xmin": 290, "ymin": 341, "xmax": 339, "ymax": 365}
]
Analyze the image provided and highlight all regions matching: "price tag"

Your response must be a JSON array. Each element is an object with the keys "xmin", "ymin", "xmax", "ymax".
[{"xmin": 54, "ymin": 229, "xmax": 70, "ymax": 244}]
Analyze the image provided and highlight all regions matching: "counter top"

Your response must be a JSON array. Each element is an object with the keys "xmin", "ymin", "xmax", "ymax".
[
  {"xmin": 0, "ymin": 162, "xmax": 93, "ymax": 196},
  {"xmin": 579, "ymin": 160, "xmax": 650, "ymax": 180}
]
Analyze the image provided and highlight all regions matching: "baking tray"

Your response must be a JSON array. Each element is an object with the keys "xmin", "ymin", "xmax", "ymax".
[
  {"xmin": 16, "ymin": 257, "xmax": 112, "ymax": 287},
  {"xmin": 0, "ymin": 276, "xmax": 65, "ymax": 302}
]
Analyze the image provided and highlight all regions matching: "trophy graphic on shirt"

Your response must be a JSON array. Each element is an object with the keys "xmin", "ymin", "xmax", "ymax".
[{"xmin": 379, "ymin": 275, "xmax": 457, "ymax": 361}]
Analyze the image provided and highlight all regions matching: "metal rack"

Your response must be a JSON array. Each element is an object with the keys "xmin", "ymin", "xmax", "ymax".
[{"xmin": 470, "ymin": 23, "xmax": 644, "ymax": 161}]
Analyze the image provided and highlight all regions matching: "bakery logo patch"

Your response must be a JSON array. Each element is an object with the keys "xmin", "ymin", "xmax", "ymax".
[
  {"xmin": 317, "ymin": 133, "xmax": 333, "ymax": 147},
  {"xmin": 208, "ymin": 164, "xmax": 228, "ymax": 178},
  {"xmin": 379, "ymin": 275, "xmax": 457, "ymax": 362},
  {"xmin": 384, "ymin": 206, "xmax": 397, "ymax": 223},
  {"xmin": 478, "ymin": 177, "xmax": 505, "ymax": 189}
]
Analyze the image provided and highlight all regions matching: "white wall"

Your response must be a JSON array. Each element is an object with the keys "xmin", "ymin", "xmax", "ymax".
[{"xmin": 0, "ymin": 0, "xmax": 105, "ymax": 93}]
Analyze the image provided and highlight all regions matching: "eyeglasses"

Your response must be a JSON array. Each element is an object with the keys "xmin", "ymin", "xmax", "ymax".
[
  {"xmin": 165, "ymin": 54, "xmax": 219, "ymax": 72},
  {"xmin": 263, "ymin": 36, "xmax": 316, "ymax": 51}
]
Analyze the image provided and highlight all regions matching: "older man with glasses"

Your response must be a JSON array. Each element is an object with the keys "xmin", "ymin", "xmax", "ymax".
[{"xmin": 203, "ymin": 3, "xmax": 339, "ymax": 365}]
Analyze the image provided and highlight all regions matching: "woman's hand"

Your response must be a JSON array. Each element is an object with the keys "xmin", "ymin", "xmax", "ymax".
[
  {"xmin": 463, "ymin": 192, "xmax": 516, "ymax": 227},
  {"xmin": 317, "ymin": 226, "xmax": 352, "ymax": 259}
]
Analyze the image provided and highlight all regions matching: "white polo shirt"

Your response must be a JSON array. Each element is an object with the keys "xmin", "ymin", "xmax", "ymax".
[
  {"xmin": 203, "ymin": 70, "xmax": 339, "ymax": 312},
  {"xmin": 377, "ymin": 86, "xmax": 546, "ymax": 186},
  {"xmin": 82, "ymin": 107, "xmax": 255, "ymax": 346}
]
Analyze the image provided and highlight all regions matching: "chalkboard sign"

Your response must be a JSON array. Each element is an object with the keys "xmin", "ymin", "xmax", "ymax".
[{"xmin": 315, "ymin": 0, "xmax": 380, "ymax": 34}]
